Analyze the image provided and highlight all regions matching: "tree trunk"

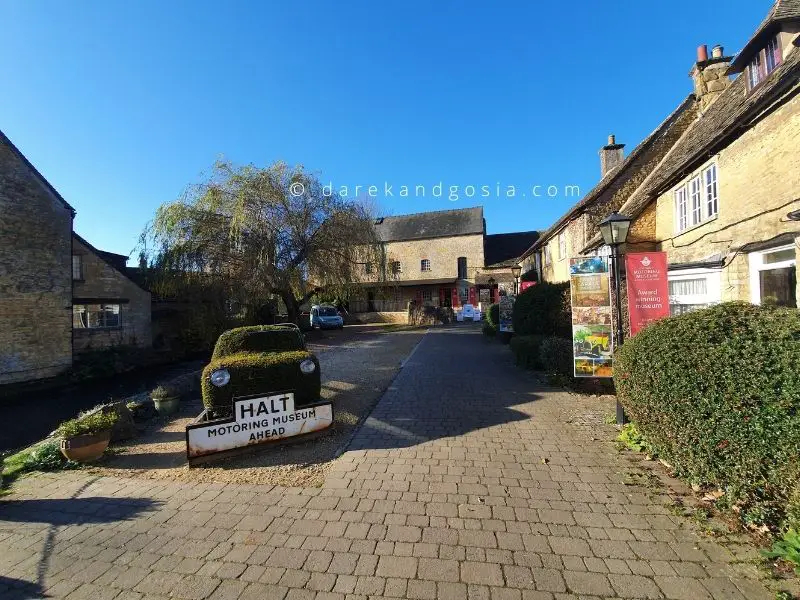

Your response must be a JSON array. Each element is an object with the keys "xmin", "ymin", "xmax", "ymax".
[{"xmin": 283, "ymin": 293, "xmax": 301, "ymax": 325}]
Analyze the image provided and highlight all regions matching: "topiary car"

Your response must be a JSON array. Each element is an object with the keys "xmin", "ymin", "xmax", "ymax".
[{"xmin": 201, "ymin": 324, "xmax": 321, "ymax": 418}]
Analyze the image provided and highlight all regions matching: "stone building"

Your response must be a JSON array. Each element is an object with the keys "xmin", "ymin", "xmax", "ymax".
[
  {"xmin": 72, "ymin": 233, "xmax": 151, "ymax": 352},
  {"xmin": 518, "ymin": 97, "xmax": 699, "ymax": 284},
  {"xmin": 583, "ymin": 0, "xmax": 800, "ymax": 313},
  {"xmin": 0, "ymin": 128, "xmax": 152, "ymax": 386},
  {"xmin": 348, "ymin": 207, "xmax": 537, "ymax": 317},
  {"xmin": 0, "ymin": 130, "xmax": 74, "ymax": 385}
]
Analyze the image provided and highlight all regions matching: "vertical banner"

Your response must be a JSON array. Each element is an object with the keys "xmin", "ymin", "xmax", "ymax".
[
  {"xmin": 468, "ymin": 286, "xmax": 477, "ymax": 305},
  {"xmin": 625, "ymin": 252, "xmax": 670, "ymax": 336},
  {"xmin": 569, "ymin": 257, "xmax": 613, "ymax": 378},
  {"xmin": 499, "ymin": 295, "xmax": 515, "ymax": 332}
]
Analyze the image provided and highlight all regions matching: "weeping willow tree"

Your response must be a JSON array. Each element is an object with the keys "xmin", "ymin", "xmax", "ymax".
[{"xmin": 139, "ymin": 160, "xmax": 384, "ymax": 324}]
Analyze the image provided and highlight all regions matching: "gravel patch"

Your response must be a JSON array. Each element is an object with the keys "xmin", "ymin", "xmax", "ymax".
[{"xmin": 87, "ymin": 327, "xmax": 426, "ymax": 487}]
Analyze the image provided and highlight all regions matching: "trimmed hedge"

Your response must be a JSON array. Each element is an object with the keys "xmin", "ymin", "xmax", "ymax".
[
  {"xmin": 614, "ymin": 302, "xmax": 800, "ymax": 529},
  {"xmin": 512, "ymin": 282, "xmax": 571, "ymax": 338},
  {"xmin": 202, "ymin": 350, "xmax": 321, "ymax": 415},
  {"xmin": 510, "ymin": 335, "xmax": 545, "ymax": 369},
  {"xmin": 487, "ymin": 303, "xmax": 500, "ymax": 328},
  {"xmin": 212, "ymin": 325, "xmax": 305, "ymax": 358},
  {"xmin": 539, "ymin": 337, "xmax": 574, "ymax": 377},
  {"xmin": 482, "ymin": 322, "xmax": 497, "ymax": 338}
]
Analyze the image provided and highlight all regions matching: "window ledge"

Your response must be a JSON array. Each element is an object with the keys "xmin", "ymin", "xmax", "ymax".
[
  {"xmin": 674, "ymin": 214, "xmax": 719, "ymax": 238},
  {"xmin": 74, "ymin": 327, "xmax": 124, "ymax": 333}
]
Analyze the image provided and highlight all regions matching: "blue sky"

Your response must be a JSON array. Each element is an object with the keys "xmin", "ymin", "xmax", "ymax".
[{"xmin": 1, "ymin": 1, "xmax": 769, "ymax": 259}]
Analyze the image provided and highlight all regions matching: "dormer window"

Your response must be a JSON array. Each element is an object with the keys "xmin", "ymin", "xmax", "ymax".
[{"xmin": 747, "ymin": 35, "xmax": 782, "ymax": 89}]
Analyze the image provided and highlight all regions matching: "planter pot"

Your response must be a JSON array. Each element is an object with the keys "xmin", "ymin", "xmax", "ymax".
[
  {"xmin": 153, "ymin": 396, "xmax": 180, "ymax": 416},
  {"xmin": 60, "ymin": 430, "xmax": 111, "ymax": 463}
]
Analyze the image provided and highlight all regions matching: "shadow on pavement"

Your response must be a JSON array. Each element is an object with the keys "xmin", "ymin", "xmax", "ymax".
[
  {"xmin": 349, "ymin": 324, "xmax": 548, "ymax": 451},
  {"xmin": 0, "ymin": 576, "xmax": 45, "ymax": 600},
  {"xmin": 0, "ymin": 496, "xmax": 162, "ymax": 525}
]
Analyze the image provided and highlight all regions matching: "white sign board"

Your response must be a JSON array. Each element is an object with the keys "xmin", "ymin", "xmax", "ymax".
[{"xmin": 186, "ymin": 391, "xmax": 333, "ymax": 459}]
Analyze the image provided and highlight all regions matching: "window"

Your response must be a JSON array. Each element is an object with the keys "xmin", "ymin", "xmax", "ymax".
[
  {"xmin": 675, "ymin": 163, "xmax": 718, "ymax": 233},
  {"xmin": 421, "ymin": 259, "xmax": 431, "ymax": 272},
  {"xmin": 390, "ymin": 261, "xmax": 402, "ymax": 274},
  {"xmin": 689, "ymin": 176, "xmax": 701, "ymax": 226},
  {"xmin": 72, "ymin": 255, "xmax": 83, "ymax": 280},
  {"xmin": 749, "ymin": 245, "xmax": 797, "ymax": 307},
  {"xmin": 675, "ymin": 186, "xmax": 688, "ymax": 232},
  {"xmin": 748, "ymin": 36, "xmax": 782, "ymax": 89},
  {"xmin": 765, "ymin": 36, "xmax": 781, "ymax": 74},
  {"xmin": 459, "ymin": 286, "xmax": 469, "ymax": 302},
  {"xmin": 544, "ymin": 247, "xmax": 551, "ymax": 267},
  {"xmin": 558, "ymin": 232, "xmax": 566, "ymax": 259},
  {"xmin": 704, "ymin": 164, "xmax": 718, "ymax": 218},
  {"xmin": 73, "ymin": 304, "xmax": 121, "ymax": 328},
  {"xmin": 364, "ymin": 262, "xmax": 373, "ymax": 274},
  {"xmin": 668, "ymin": 270, "xmax": 721, "ymax": 315},
  {"xmin": 457, "ymin": 257, "xmax": 467, "ymax": 279},
  {"xmin": 422, "ymin": 289, "xmax": 432, "ymax": 302}
]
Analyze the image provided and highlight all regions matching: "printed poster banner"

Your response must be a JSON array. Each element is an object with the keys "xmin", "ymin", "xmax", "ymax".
[
  {"xmin": 520, "ymin": 281, "xmax": 536, "ymax": 293},
  {"xmin": 499, "ymin": 295, "xmax": 515, "ymax": 332},
  {"xmin": 569, "ymin": 256, "xmax": 613, "ymax": 378},
  {"xmin": 625, "ymin": 252, "xmax": 670, "ymax": 336}
]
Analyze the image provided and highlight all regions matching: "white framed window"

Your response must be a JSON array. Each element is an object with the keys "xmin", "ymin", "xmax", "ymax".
[
  {"xmin": 668, "ymin": 269, "xmax": 721, "ymax": 315},
  {"xmin": 689, "ymin": 176, "xmax": 702, "ymax": 226},
  {"xmin": 73, "ymin": 304, "xmax": 121, "ymax": 329},
  {"xmin": 391, "ymin": 261, "xmax": 402, "ymax": 274},
  {"xmin": 748, "ymin": 52, "xmax": 763, "ymax": 88},
  {"xmin": 459, "ymin": 286, "xmax": 469, "ymax": 302},
  {"xmin": 72, "ymin": 255, "xmax": 84, "ymax": 280},
  {"xmin": 544, "ymin": 246, "xmax": 551, "ymax": 267},
  {"xmin": 704, "ymin": 164, "xmax": 718, "ymax": 218},
  {"xmin": 422, "ymin": 289, "xmax": 432, "ymax": 302},
  {"xmin": 749, "ymin": 245, "xmax": 797, "ymax": 307},
  {"xmin": 421, "ymin": 259, "xmax": 431, "ymax": 272},
  {"xmin": 675, "ymin": 185, "xmax": 688, "ymax": 232},
  {"xmin": 558, "ymin": 231, "xmax": 566, "ymax": 259},
  {"xmin": 748, "ymin": 36, "xmax": 782, "ymax": 90},
  {"xmin": 675, "ymin": 163, "xmax": 718, "ymax": 233},
  {"xmin": 765, "ymin": 36, "xmax": 781, "ymax": 73}
]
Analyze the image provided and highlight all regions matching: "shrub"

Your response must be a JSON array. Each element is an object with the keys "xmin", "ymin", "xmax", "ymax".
[
  {"xmin": 512, "ymin": 282, "xmax": 571, "ymax": 338},
  {"xmin": 510, "ymin": 335, "xmax": 545, "ymax": 369},
  {"xmin": 520, "ymin": 269, "xmax": 537, "ymax": 282},
  {"xmin": 201, "ymin": 350, "xmax": 321, "ymax": 416},
  {"xmin": 482, "ymin": 322, "xmax": 497, "ymax": 338},
  {"xmin": 56, "ymin": 412, "xmax": 119, "ymax": 438},
  {"xmin": 487, "ymin": 303, "xmax": 500, "ymax": 328},
  {"xmin": 539, "ymin": 337, "xmax": 574, "ymax": 377},
  {"xmin": 212, "ymin": 325, "xmax": 305, "ymax": 358},
  {"xmin": 614, "ymin": 302, "xmax": 800, "ymax": 530},
  {"xmin": 150, "ymin": 385, "xmax": 176, "ymax": 400},
  {"xmin": 1, "ymin": 440, "xmax": 78, "ymax": 485}
]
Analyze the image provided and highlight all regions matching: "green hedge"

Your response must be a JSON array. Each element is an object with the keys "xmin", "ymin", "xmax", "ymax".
[
  {"xmin": 212, "ymin": 325, "xmax": 305, "ymax": 358},
  {"xmin": 614, "ymin": 302, "xmax": 800, "ymax": 529},
  {"xmin": 539, "ymin": 337, "xmax": 574, "ymax": 377},
  {"xmin": 202, "ymin": 350, "xmax": 321, "ymax": 416},
  {"xmin": 482, "ymin": 322, "xmax": 497, "ymax": 338},
  {"xmin": 520, "ymin": 269, "xmax": 537, "ymax": 282},
  {"xmin": 487, "ymin": 303, "xmax": 500, "ymax": 328},
  {"xmin": 510, "ymin": 335, "xmax": 545, "ymax": 369},
  {"xmin": 512, "ymin": 282, "xmax": 571, "ymax": 338}
]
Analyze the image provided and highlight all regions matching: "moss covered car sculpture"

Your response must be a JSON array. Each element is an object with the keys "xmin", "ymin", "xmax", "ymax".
[{"xmin": 187, "ymin": 324, "xmax": 332, "ymax": 461}]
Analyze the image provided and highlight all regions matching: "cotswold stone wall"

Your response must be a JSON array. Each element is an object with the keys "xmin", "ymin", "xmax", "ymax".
[
  {"xmin": 654, "ymin": 91, "xmax": 800, "ymax": 302},
  {"xmin": 380, "ymin": 234, "xmax": 485, "ymax": 283},
  {"xmin": 0, "ymin": 138, "xmax": 73, "ymax": 384},
  {"xmin": 72, "ymin": 236, "xmax": 152, "ymax": 352}
]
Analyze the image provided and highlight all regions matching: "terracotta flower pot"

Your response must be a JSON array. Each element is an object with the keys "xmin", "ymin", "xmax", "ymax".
[
  {"xmin": 153, "ymin": 396, "xmax": 180, "ymax": 416},
  {"xmin": 60, "ymin": 430, "xmax": 111, "ymax": 463}
]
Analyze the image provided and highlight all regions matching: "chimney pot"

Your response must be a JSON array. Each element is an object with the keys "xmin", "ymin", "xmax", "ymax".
[
  {"xmin": 599, "ymin": 136, "xmax": 625, "ymax": 177},
  {"xmin": 697, "ymin": 44, "xmax": 709, "ymax": 62},
  {"xmin": 711, "ymin": 44, "xmax": 724, "ymax": 58},
  {"xmin": 608, "ymin": 134, "xmax": 616, "ymax": 145}
]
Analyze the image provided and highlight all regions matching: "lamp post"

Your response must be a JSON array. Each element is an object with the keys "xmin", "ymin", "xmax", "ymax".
[
  {"xmin": 511, "ymin": 265, "xmax": 522, "ymax": 296},
  {"xmin": 598, "ymin": 212, "xmax": 632, "ymax": 426}
]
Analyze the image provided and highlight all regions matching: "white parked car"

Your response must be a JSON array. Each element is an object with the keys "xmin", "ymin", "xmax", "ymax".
[{"xmin": 456, "ymin": 304, "xmax": 479, "ymax": 322}]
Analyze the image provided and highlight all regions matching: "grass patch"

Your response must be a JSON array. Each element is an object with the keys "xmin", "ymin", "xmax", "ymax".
[{"xmin": 1, "ymin": 439, "xmax": 80, "ymax": 488}]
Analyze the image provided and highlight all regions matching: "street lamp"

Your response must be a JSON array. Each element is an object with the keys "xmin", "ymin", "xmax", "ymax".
[
  {"xmin": 598, "ymin": 211, "xmax": 632, "ymax": 425},
  {"xmin": 510, "ymin": 265, "xmax": 522, "ymax": 295}
]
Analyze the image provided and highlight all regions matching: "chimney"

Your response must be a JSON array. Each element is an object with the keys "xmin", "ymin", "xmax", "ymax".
[
  {"xmin": 599, "ymin": 134, "xmax": 625, "ymax": 177},
  {"xmin": 690, "ymin": 43, "xmax": 733, "ymax": 111}
]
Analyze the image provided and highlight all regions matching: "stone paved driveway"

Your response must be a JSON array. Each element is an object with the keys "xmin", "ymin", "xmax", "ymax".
[{"xmin": 0, "ymin": 326, "xmax": 781, "ymax": 599}]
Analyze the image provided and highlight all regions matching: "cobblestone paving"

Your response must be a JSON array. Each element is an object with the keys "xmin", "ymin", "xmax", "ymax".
[{"xmin": 0, "ymin": 327, "xmax": 782, "ymax": 599}]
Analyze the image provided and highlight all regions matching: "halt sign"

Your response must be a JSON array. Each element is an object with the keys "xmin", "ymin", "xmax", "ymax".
[{"xmin": 186, "ymin": 391, "xmax": 333, "ymax": 459}]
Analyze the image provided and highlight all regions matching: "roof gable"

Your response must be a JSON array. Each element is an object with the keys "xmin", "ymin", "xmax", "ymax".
[
  {"xmin": 0, "ymin": 129, "xmax": 76, "ymax": 215},
  {"xmin": 484, "ymin": 231, "xmax": 539, "ymax": 267},
  {"xmin": 375, "ymin": 206, "xmax": 484, "ymax": 242},
  {"xmin": 729, "ymin": 0, "xmax": 800, "ymax": 73}
]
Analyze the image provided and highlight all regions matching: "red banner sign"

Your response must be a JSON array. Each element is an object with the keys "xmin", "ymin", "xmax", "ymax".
[
  {"xmin": 451, "ymin": 287, "xmax": 459, "ymax": 308},
  {"xmin": 520, "ymin": 281, "xmax": 536, "ymax": 293},
  {"xmin": 625, "ymin": 252, "xmax": 670, "ymax": 336},
  {"xmin": 468, "ymin": 286, "xmax": 476, "ymax": 305}
]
